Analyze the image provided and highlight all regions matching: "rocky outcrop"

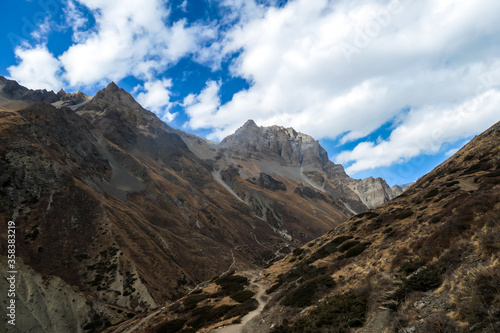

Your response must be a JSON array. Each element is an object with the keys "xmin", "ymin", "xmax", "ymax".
[
  {"xmin": 257, "ymin": 173, "xmax": 287, "ymax": 191},
  {"xmin": 0, "ymin": 258, "xmax": 124, "ymax": 333},
  {"xmin": 220, "ymin": 120, "xmax": 330, "ymax": 169},
  {"xmin": 215, "ymin": 119, "xmax": 402, "ymax": 214},
  {"xmin": 348, "ymin": 176, "xmax": 403, "ymax": 209}
]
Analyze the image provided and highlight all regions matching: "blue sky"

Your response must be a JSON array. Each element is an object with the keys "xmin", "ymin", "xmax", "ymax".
[{"xmin": 1, "ymin": 0, "xmax": 499, "ymax": 186}]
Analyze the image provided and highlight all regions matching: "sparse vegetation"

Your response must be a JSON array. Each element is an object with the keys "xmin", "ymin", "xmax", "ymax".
[
  {"xmin": 338, "ymin": 239, "xmax": 360, "ymax": 252},
  {"xmin": 453, "ymin": 264, "xmax": 500, "ymax": 330},
  {"xmin": 155, "ymin": 319, "xmax": 187, "ymax": 333},
  {"xmin": 356, "ymin": 211, "xmax": 380, "ymax": 219},
  {"xmin": 273, "ymin": 291, "xmax": 367, "ymax": 333},
  {"xmin": 266, "ymin": 281, "xmax": 282, "ymax": 294},
  {"xmin": 182, "ymin": 294, "xmax": 210, "ymax": 310},
  {"xmin": 210, "ymin": 305, "xmax": 236, "ymax": 319},
  {"xmin": 282, "ymin": 275, "xmax": 335, "ymax": 307},
  {"xmin": 230, "ymin": 290, "xmax": 254, "ymax": 303},
  {"xmin": 399, "ymin": 257, "xmax": 425, "ymax": 276},
  {"xmin": 343, "ymin": 242, "xmax": 370, "ymax": 258},
  {"xmin": 395, "ymin": 209, "xmax": 413, "ymax": 220},
  {"xmin": 389, "ymin": 264, "xmax": 445, "ymax": 305},
  {"xmin": 423, "ymin": 188, "xmax": 439, "ymax": 199},
  {"xmin": 215, "ymin": 273, "xmax": 249, "ymax": 294}
]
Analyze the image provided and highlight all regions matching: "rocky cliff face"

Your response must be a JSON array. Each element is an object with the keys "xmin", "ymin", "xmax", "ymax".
[
  {"xmin": 214, "ymin": 119, "xmax": 402, "ymax": 213},
  {"xmin": 348, "ymin": 176, "xmax": 405, "ymax": 209},
  {"xmin": 220, "ymin": 119, "xmax": 330, "ymax": 168}
]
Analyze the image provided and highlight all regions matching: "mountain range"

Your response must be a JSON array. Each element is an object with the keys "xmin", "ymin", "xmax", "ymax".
[
  {"xmin": 1, "ymin": 76, "xmax": 497, "ymax": 333},
  {"xmin": 105, "ymin": 118, "xmax": 500, "ymax": 333},
  {"xmin": 0, "ymin": 76, "xmax": 405, "ymax": 332}
]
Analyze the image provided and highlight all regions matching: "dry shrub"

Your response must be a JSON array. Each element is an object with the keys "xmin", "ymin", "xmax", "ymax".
[
  {"xmin": 389, "ymin": 263, "xmax": 445, "ymax": 304},
  {"xmin": 359, "ymin": 272, "xmax": 394, "ymax": 315},
  {"xmin": 452, "ymin": 262, "xmax": 500, "ymax": 330},
  {"xmin": 281, "ymin": 275, "xmax": 335, "ymax": 307},
  {"xmin": 399, "ymin": 257, "xmax": 425, "ymax": 276},
  {"xmin": 437, "ymin": 238, "xmax": 470, "ymax": 271},
  {"xmin": 391, "ymin": 247, "xmax": 411, "ymax": 269},
  {"xmin": 155, "ymin": 319, "xmax": 187, "ymax": 333},
  {"xmin": 478, "ymin": 226, "xmax": 500, "ymax": 256},
  {"xmin": 273, "ymin": 291, "xmax": 367, "ymax": 333}
]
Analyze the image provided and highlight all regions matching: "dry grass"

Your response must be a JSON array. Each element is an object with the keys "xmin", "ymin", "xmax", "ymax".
[{"xmin": 450, "ymin": 261, "xmax": 500, "ymax": 330}]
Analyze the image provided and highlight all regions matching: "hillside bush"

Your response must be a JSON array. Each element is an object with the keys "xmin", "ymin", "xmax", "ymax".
[
  {"xmin": 282, "ymin": 275, "xmax": 335, "ymax": 307},
  {"xmin": 273, "ymin": 291, "xmax": 367, "ymax": 333}
]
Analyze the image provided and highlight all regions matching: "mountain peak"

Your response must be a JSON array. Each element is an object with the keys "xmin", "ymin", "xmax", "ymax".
[
  {"xmin": 220, "ymin": 120, "xmax": 332, "ymax": 170},
  {"xmin": 91, "ymin": 81, "xmax": 133, "ymax": 103},
  {"xmin": 105, "ymin": 81, "xmax": 120, "ymax": 92},
  {"xmin": 243, "ymin": 119, "xmax": 258, "ymax": 128}
]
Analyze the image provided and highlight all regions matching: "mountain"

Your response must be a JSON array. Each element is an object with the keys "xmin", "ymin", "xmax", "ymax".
[
  {"xmin": 0, "ymin": 77, "xmax": 401, "ymax": 332},
  {"xmin": 111, "ymin": 120, "xmax": 499, "ymax": 333},
  {"xmin": 0, "ymin": 75, "xmax": 59, "ymax": 109},
  {"xmin": 214, "ymin": 119, "xmax": 402, "ymax": 211}
]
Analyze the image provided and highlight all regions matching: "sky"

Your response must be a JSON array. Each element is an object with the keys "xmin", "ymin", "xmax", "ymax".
[{"xmin": 1, "ymin": 0, "xmax": 499, "ymax": 186}]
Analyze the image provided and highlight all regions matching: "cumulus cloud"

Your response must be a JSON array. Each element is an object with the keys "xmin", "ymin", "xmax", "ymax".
[
  {"xmin": 135, "ymin": 78, "xmax": 177, "ymax": 122},
  {"xmin": 337, "ymin": 90, "xmax": 500, "ymax": 173},
  {"xmin": 9, "ymin": 0, "xmax": 216, "ymax": 90},
  {"xmin": 59, "ymin": 0, "xmax": 210, "ymax": 86},
  {"xmin": 185, "ymin": 0, "xmax": 500, "ymax": 171},
  {"xmin": 183, "ymin": 80, "xmax": 221, "ymax": 132},
  {"xmin": 7, "ymin": 44, "xmax": 62, "ymax": 91}
]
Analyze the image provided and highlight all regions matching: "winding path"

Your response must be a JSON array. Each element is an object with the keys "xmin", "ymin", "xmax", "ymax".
[{"xmin": 212, "ymin": 273, "xmax": 269, "ymax": 333}]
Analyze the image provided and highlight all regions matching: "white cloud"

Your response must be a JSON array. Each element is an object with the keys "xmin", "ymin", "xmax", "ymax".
[
  {"xmin": 337, "ymin": 90, "xmax": 500, "ymax": 173},
  {"xmin": 64, "ymin": 0, "xmax": 89, "ymax": 42},
  {"xmin": 8, "ymin": 44, "xmax": 62, "ymax": 91},
  {"xmin": 183, "ymin": 80, "xmax": 221, "ymax": 133},
  {"xmin": 9, "ymin": 0, "xmax": 217, "ymax": 90},
  {"xmin": 135, "ymin": 78, "xmax": 177, "ymax": 122},
  {"xmin": 59, "ymin": 0, "xmax": 169, "ymax": 86},
  {"xmin": 31, "ymin": 17, "xmax": 52, "ymax": 42},
  {"xmin": 185, "ymin": 0, "xmax": 500, "ymax": 171}
]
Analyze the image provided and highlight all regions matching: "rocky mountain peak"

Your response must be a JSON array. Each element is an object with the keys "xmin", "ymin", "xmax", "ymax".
[
  {"xmin": 82, "ymin": 81, "xmax": 148, "ymax": 116},
  {"xmin": 221, "ymin": 120, "xmax": 330, "ymax": 168},
  {"xmin": 105, "ymin": 81, "xmax": 120, "ymax": 92},
  {"xmin": 242, "ymin": 119, "xmax": 258, "ymax": 128},
  {"xmin": 93, "ymin": 81, "xmax": 128, "ymax": 100}
]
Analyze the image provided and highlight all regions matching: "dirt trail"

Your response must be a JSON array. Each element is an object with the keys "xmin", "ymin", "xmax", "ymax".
[
  {"xmin": 357, "ymin": 309, "xmax": 392, "ymax": 333},
  {"xmin": 212, "ymin": 273, "xmax": 268, "ymax": 333}
]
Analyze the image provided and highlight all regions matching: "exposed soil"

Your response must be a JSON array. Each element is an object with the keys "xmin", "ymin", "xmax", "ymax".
[{"xmin": 211, "ymin": 272, "xmax": 270, "ymax": 333}]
